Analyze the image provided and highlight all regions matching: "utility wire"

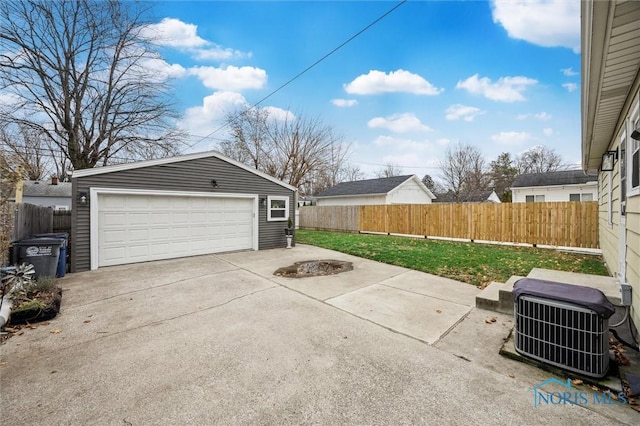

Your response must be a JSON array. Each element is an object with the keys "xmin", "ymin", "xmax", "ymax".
[{"xmin": 182, "ymin": 0, "xmax": 408, "ymax": 152}]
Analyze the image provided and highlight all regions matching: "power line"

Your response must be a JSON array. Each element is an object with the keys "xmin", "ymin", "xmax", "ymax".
[{"xmin": 182, "ymin": 0, "xmax": 408, "ymax": 152}]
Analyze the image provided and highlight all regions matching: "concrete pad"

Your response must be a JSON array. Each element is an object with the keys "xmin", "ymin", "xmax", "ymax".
[
  {"xmin": 221, "ymin": 244, "xmax": 407, "ymax": 300},
  {"xmin": 11, "ymin": 268, "xmax": 275, "ymax": 352},
  {"xmin": 3, "ymin": 248, "xmax": 638, "ymax": 424},
  {"xmin": 380, "ymin": 270, "xmax": 479, "ymax": 306},
  {"xmin": 62, "ymin": 253, "xmax": 237, "ymax": 306},
  {"xmin": 3, "ymin": 284, "xmax": 635, "ymax": 425},
  {"xmin": 326, "ymin": 284, "xmax": 472, "ymax": 344}
]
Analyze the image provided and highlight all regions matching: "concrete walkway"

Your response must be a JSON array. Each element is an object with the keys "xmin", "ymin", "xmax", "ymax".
[{"xmin": 1, "ymin": 245, "xmax": 637, "ymax": 424}]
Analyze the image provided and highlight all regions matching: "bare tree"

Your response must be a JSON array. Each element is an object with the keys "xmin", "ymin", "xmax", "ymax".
[
  {"xmin": 439, "ymin": 143, "xmax": 489, "ymax": 200},
  {"xmin": 376, "ymin": 163, "xmax": 404, "ymax": 178},
  {"xmin": 221, "ymin": 109, "xmax": 348, "ymax": 192},
  {"xmin": 0, "ymin": 0, "xmax": 183, "ymax": 172},
  {"xmin": 516, "ymin": 145, "xmax": 565, "ymax": 174},
  {"xmin": 219, "ymin": 108, "xmax": 271, "ymax": 170},
  {"xmin": 0, "ymin": 121, "xmax": 51, "ymax": 180}
]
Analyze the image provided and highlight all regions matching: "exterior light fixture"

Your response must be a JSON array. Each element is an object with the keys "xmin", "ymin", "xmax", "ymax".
[
  {"xmin": 77, "ymin": 191, "xmax": 88, "ymax": 205},
  {"xmin": 210, "ymin": 179, "xmax": 218, "ymax": 188},
  {"xmin": 601, "ymin": 150, "xmax": 618, "ymax": 172},
  {"xmin": 259, "ymin": 196, "xmax": 267, "ymax": 207}
]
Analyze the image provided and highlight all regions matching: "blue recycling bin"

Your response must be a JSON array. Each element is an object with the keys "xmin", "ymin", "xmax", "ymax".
[{"xmin": 32, "ymin": 233, "xmax": 68, "ymax": 277}]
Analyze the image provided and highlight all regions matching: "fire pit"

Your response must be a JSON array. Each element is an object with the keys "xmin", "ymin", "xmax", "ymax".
[{"xmin": 274, "ymin": 260, "xmax": 353, "ymax": 278}]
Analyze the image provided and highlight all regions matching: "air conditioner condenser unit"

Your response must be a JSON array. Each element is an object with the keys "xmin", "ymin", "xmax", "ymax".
[{"xmin": 513, "ymin": 278, "xmax": 616, "ymax": 379}]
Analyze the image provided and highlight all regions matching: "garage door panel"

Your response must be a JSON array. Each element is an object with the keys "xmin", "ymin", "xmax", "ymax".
[{"xmin": 98, "ymin": 194, "xmax": 255, "ymax": 267}]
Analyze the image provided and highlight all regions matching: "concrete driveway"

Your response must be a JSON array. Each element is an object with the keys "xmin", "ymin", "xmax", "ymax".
[{"xmin": 1, "ymin": 245, "xmax": 636, "ymax": 425}]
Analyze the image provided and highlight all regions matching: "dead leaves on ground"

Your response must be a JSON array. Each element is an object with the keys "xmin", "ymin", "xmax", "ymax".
[{"xmin": 485, "ymin": 316, "xmax": 497, "ymax": 324}]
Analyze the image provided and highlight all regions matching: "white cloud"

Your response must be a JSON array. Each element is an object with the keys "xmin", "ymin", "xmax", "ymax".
[
  {"xmin": 445, "ymin": 104, "xmax": 484, "ymax": 121},
  {"xmin": 263, "ymin": 106, "xmax": 295, "ymax": 122},
  {"xmin": 517, "ymin": 112, "xmax": 552, "ymax": 121},
  {"xmin": 331, "ymin": 98, "xmax": 358, "ymax": 107},
  {"xmin": 141, "ymin": 57, "xmax": 187, "ymax": 81},
  {"xmin": 456, "ymin": 74, "xmax": 537, "ymax": 102},
  {"xmin": 143, "ymin": 18, "xmax": 207, "ymax": 48},
  {"xmin": 178, "ymin": 92, "xmax": 294, "ymax": 146},
  {"xmin": 491, "ymin": 0, "xmax": 580, "ymax": 53},
  {"xmin": 344, "ymin": 69, "xmax": 443, "ymax": 95},
  {"xmin": 491, "ymin": 131, "xmax": 534, "ymax": 145},
  {"xmin": 178, "ymin": 91, "xmax": 248, "ymax": 139},
  {"xmin": 367, "ymin": 113, "xmax": 431, "ymax": 133},
  {"xmin": 561, "ymin": 67, "xmax": 578, "ymax": 77},
  {"xmin": 189, "ymin": 66, "xmax": 267, "ymax": 91},
  {"xmin": 562, "ymin": 82, "xmax": 578, "ymax": 92},
  {"xmin": 142, "ymin": 18, "xmax": 250, "ymax": 61},
  {"xmin": 542, "ymin": 128, "xmax": 554, "ymax": 137},
  {"xmin": 0, "ymin": 92, "xmax": 20, "ymax": 106}
]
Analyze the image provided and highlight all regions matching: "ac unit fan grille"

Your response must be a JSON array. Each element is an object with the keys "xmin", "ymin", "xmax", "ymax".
[{"xmin": 514, "ymin": 295, "xmax": 609, "ymax": 378}]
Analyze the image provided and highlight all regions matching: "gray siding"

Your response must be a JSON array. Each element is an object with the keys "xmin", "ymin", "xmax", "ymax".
[{"xmin": 71, "ymin": 156, "xmax": 294, "ymax": 272}]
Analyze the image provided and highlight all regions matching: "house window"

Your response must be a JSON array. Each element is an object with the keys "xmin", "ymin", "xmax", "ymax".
[
  {"xmin": 267, "ymin": 196, "xmax": 289, "ymax": 221},
  {"xmin": 570, "ymin": 193, "xmax": 593, "ymax": 202},
  {"xmin": 526, "ymin": 195, "xmax": 545, "ymax": 203}
]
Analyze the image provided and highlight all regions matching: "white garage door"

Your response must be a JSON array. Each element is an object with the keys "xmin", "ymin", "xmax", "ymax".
[{"xmin": 97, "ymin": 193, "xmax": 254, "ymax": 267}]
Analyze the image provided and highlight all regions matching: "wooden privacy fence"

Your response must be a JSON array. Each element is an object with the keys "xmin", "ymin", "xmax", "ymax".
[
  {"xmin": 53, "ymin": 210, "xmax": 72, "ymax": 235},
  {"xmin": 299, "ymin": 206, "xmax": 359, "ymax": 232},
  {"xmin": 300, "ymin": 202, "xmax": 599, "ymax": 249},
  {"xmin": 11, "ymin": 203, "xmax": 53, "ymax": 241}
]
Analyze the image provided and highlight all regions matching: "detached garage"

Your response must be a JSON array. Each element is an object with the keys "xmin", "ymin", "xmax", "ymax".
[{"xmin": 71, "ymin": 151, "xmax": 296, "ymax": 272}]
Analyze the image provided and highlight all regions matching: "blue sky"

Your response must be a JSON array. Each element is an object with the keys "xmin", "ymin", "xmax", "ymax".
[{"xmin": 145, "ymin": 0, "xmax": 581, "ymax": 179}]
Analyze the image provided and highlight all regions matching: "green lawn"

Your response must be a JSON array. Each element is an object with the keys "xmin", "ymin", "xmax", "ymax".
[{"xmin": 295, "ymin": 230, "xmax": 610, "ymax": 287}]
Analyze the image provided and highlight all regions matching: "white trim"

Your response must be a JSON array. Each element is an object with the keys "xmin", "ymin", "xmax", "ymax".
[
  {"xmin": 72, "ymin": 150, "xmax": 296, "ymax": 192},
  {"xmin": 607, "ymin": 171, "xmax": 613, "ymax": 228},
  {"xmin": 267, "ymin": 195, "xmax": 289, "ymax": 222},
  {"xmin": 89, "ymin": 187, "xmax": 259, "ymax": 270},
  {"xmin": 628, "ymin": 99, "xmax": 640, "ymax": 197}
]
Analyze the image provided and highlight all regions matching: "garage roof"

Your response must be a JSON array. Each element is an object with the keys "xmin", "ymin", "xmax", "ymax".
[
  {"xmin": 316, "ymin": 175, "xmax": 416, "ymax": 197},
  {"xmin": 71, "ymin": 151, "xmax": 297, "ymax": 191}
]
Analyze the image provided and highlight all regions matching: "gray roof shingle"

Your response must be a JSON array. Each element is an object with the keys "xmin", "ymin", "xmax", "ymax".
[
  {"xmin": 315, "ymin": 175, "xmax": 414, "ymax": 197},
  {"xmin": 511, "ymin": 170, "xmax": 597, "ymax": 188},
  {"xmin": 23, "ymin": 181, "xmax": 72, "ymax": 197}
]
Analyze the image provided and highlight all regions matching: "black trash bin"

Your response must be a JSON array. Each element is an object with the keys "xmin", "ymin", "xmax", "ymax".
[
  {"xmin": 33, "ymin": 233, "xmax": 68, "ymax": 277},
  {"xmin": 13, "ymin": 238, "xmax": 63, "ymax": 279}
]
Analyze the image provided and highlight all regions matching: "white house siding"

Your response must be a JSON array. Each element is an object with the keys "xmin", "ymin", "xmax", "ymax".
[
  {"xmin": 316, "ymin": 195, "xmax": 386, "ymax": 206},
  {"xmin": 512, "ymin": 183, "xmax": 598, "ymax": 203},
  {"xmin": 388, "ymin": 179, "xmax": 433, "ymax": 204},
  {"xmin": 598, "ymin": 166, "xmax": 620, "ymax": 277},
  {"xmin": 599, "ymin": 89, "xmax": 640, "ymax": 329}
]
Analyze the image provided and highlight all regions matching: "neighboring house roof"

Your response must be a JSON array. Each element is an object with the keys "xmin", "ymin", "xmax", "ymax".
[
  {"xmin": 511, "ymin": 170, "xmax": 597, "ymax": 188},
  {"xmin": 315, "ymin": 175, "xmax": 434, "ymax": 198},
  {"xmin": 71, "ymin": 150, "xmax": 297, "ymax": 191},
  {"xmin": 23, "ymin": 180, "xmax": 72, "ymax": 198},
  {"xmin": 433, "ymin": 190, "xmax": 499, "ymax": 203},
  {"xmin": 582, "ymin": 1, "xmax": 640, "ymax": 171}
]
